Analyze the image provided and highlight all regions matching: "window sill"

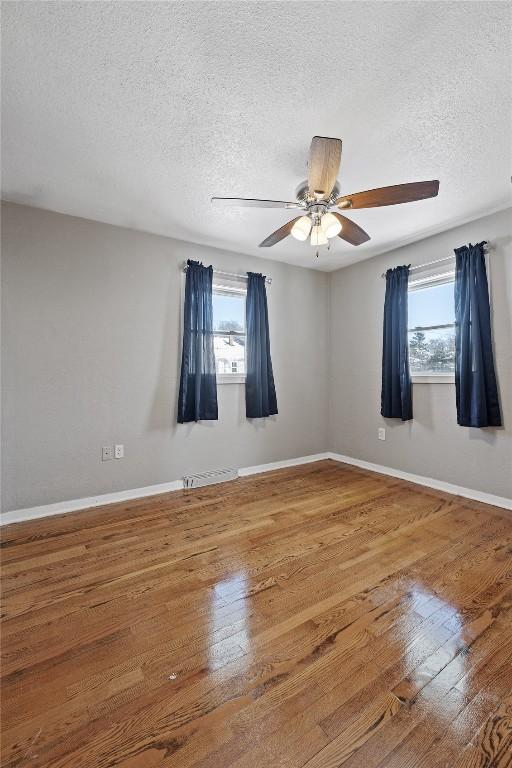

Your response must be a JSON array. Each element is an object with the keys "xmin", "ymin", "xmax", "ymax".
[
  {"xmin": 217, "ymin": 374, "xmax": 246, "ymax": 385},
  {"xmin": 412, "ymin": 374, "xmax": 455, "ymax": 384}
]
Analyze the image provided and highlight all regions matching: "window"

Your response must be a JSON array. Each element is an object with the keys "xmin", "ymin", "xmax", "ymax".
[
  {"xmin": 212, "ymin": 283, "xmax": 246, "ymax": 382},
  {"xmin": 408, "ymin": 267, "xmax": 455, "ymax": 382}
]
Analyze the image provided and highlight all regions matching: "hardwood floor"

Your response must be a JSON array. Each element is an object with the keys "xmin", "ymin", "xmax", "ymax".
[{"xmin": 1, "ymin": 459, "xmax": 512, "ymax": 767}]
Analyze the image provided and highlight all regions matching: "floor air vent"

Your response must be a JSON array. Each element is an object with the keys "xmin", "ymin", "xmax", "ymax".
[{"xmin": 183, "ymin": 467, "xmax": 239, "ymax": 489}]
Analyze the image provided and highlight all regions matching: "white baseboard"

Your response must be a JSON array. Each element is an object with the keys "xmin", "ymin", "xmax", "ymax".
[
  {"xmin": 326, "ymin": 452, "xmax": 512, "ymax": 511},
  {"xmin": 2, "ymin": 450, "xmax": 509, "ymax": 527},
  {"xmin": 0, "ymin": 453, "xmax": 330, "ymax": 527},
  {"xmin": 0, "ymin": 479, "xmax": 183, "ymax": 527},
  {"xmin": 239, "ymin": 453, "xmax": 330, "ymax": 477}
]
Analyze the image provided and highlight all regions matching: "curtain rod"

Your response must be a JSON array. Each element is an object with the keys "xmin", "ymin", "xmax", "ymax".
[
  {"xmin": 182, "ymin": 263, "xmax": 272, "ymax": 285},
  {"xmin": 380, "ymin": 242, "xmax": 491, "ymax": 279}
]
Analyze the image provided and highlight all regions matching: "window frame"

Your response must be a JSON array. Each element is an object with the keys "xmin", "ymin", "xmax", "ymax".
[
  {"xmin": 408, "ymin": 268, "xmax": 456, "ymax": 384},
  {"xmin": 212, "ymin": 280, "xmax": 247, "ymax": 385}
]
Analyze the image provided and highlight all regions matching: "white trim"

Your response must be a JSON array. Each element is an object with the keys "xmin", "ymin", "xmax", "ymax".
[
  {"xmin": 0, "ymin": 454, "xmax": 330, "ymax": 526},
  {"xmin": 408, "ymin": 269, "xmax": 455, "ymax": 290},
  {"xmin": 412, "ymin": 374, "xmax": 455, "ymax": 384},
  {"xmin": 326, "ymin": 453, "xmax": 512, "ymax": 510},
  {"xmin": 2, "ymin": 450, "xmax": 510, "ymax": 526},
  {"xmin": 217, "ymin": 374, "xmax": 246, "ymax": 385},
  {"xmin": 213, "ymin": 282, "xmax": 247, "ymax": 294},
  {"xmin": 0, "ymin": 480, "xmax": 184, "ymax": 526},
  {"xmin": 239, "ymin": 453, "xmax": 330, "ymax": 477}
]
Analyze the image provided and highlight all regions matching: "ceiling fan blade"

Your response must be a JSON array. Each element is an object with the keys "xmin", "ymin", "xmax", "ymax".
[
  {"xmin": 211, "ymin": 197, "xmax": 303, "ymax": 209},
  {"xmin": 307, "ymin": 136, "xmax": 342, "ymax": 200},
  {"xmin": 336, "ymin": 180, "xmax": 439, "ymax": 209},
  {"xmin": 332, "ymin": 213, "xmax": 371, "ymax": 246},
  {"xmin": 258, "ymin": 216, "xmax": 302, "ymax": 247}
]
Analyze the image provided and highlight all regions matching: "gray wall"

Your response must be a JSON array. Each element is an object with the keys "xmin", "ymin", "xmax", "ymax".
[
  {"xmin": 2, "ymin": 203, "xmax": 511, "ymax": 513},
  {"xmin": 1, "ymin": 203, "xmax": 329, "ymax": 511},
  {"xmin": 328, "ymin": 208, "xmax": 512, "ymax": 499}
]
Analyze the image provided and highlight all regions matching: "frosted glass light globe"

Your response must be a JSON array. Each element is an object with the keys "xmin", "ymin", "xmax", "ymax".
[
  {"xmin": 310, "ymin": 225, "xmax": 328, "ymax": 246},
  {"xmin": 291, "ymin": 215, "xmax": 312, "ymax": 241},
  {"xmin": 320, "ymin": 212, "xmax": 342, "ymax": 238}
]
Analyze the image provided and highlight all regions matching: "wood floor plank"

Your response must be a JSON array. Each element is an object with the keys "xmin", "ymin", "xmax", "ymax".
[
  {"xmin": 1, "ymin": 459, "xmax": 510, "ymax": 768},
  {"xmin": 454, "ymin": 695, "xmax": 512, "ymax": 768},
  {"xmin": 304, "ymin": 692, "xmax": 403, "ymax": 767}
]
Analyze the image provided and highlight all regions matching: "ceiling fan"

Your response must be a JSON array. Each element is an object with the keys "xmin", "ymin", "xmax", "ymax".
[{"xmin": 211, "ymin": 136, "xmax": 439, "ymax": 251}]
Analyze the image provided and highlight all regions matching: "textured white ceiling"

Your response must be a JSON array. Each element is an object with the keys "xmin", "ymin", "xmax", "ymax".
[{"xmin": 2, "ymin": 1, "xmax": 511, "ymax": 271}]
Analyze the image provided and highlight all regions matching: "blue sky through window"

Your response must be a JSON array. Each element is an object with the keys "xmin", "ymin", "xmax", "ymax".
[
  {"xmin": 408, "ymin": 281, "xmax": 455, "ymax": 328},
  {"xmin": 408, "ymin": 280, "xmax": 455, "ymax": 373},
  {"xmin": 212, "ymin": 292, "xmax": 245, "ymax": 332}
]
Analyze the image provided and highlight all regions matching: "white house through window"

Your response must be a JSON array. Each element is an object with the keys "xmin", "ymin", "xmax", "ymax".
[
  {"xmin": 212, "ymin": 283, "xmax": 246, "ymax": 379},
  {"xmin": 408, "ymin": 269, "xmax": 455, "ymax": 377}
]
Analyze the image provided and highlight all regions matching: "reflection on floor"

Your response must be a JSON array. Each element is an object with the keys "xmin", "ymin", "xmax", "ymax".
[{"xmin": 1, "ymin": 459, "xmax": 512, "ymax": 767}]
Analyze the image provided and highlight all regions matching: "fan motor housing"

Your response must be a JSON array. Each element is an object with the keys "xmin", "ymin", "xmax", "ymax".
[{"xmin": 295, "ymin": 180, "xmax": 341, "ymax": 207}]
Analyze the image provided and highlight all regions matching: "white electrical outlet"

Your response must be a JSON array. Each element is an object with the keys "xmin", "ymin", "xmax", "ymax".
[
  {"xmin": 102, "ymin": 445, "xmax": 114, "ymax": 461},
  {"xmin": 115, "ymin": 444, "xmax": 124, "ymax": 459},
  {"xmin": 378, "ymin": 428, "xmax": 386, "ymax": 441}
]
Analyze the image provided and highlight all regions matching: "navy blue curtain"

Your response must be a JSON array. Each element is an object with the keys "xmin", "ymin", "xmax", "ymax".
[
  {"xmin": 177, "ymin": 260, "xmax": 218, "ymax": 423},
  {"xmin": 245, "ymin": 272, "xmax": 278, "ymax": 418},
  {"xmin": 454, "ymin": 242, "xmax": 501, "ymax": 427},
  {"xmin": 381, "ymin": 265, "xmax": 413, "ymax": 421}
]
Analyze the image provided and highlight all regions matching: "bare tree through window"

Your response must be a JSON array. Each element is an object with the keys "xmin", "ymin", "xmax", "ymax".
[{"xmin": 408, "ymin": 278, "xmax": 455, "ymax": 375}]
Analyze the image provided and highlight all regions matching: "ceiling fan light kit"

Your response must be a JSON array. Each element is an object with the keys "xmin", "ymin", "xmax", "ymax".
[
  {"xmin": 310, "ymin": 224, "xmax": 328, "ymax": 247},
  {"xmin": 291, "ymin": 215, "xmax": 312, "ymax": 241},
  {"xmin": 320, "ymin": 211, "xmax": 342, "ymax": 238},
  {"xmin": 212, "ymin": 136, "xmax": 439, "ymax": 257}
]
